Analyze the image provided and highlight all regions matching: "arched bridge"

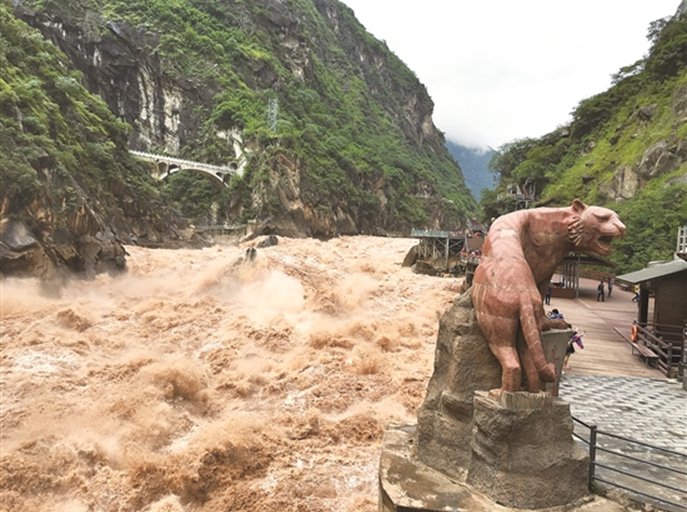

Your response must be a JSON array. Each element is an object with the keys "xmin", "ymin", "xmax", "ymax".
[{"xmin": 130, "ymin": 150, "xmax": 241, "ymax": 188}]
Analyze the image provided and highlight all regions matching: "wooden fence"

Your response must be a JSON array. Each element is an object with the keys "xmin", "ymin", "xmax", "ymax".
[{"xmin": 615, "ymin": 323, "xmax": 685, "ymax": 378}]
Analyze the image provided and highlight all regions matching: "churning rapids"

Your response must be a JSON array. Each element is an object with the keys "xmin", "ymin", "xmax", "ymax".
[{"xmin": 0, "ymin": 236, "xmax": 461, "ymax": 512}]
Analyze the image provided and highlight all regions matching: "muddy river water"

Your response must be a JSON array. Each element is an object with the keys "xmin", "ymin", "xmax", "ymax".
[{"xmin": 0, "ymin": 236, "xmax": 460, "ymax": 511}]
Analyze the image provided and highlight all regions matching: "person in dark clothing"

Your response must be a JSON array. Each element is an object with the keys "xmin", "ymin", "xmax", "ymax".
[
  {"xmin": 596, "ymin": 280, "xmax": 605, "ymax": 302},
  {"xmin": 607, "ymin": 277, "xmax": 613, "ymax": 298},
  {"xmin": 545, "ymin": 286, "xmax": 552, "ymax": 305},
  {"xmin": 548, "ymin": 308, "xmax": 564, "ymax": 320}
]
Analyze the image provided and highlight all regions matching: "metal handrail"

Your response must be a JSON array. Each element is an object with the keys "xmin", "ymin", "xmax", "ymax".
[
  {"xmin": 593, "ymin": 462, "xmax": 687, "ymax": 494},
  {"xmin": 588, "ymin": 427, "xmax": 687, "ymax": 457},
  {"xmin": 573, "ymin": 416, "xmax": 594, "ymax": 429},
  {"xmin": 572, "ymin": 416, "xmax": 687, "ymax": 511},
  {"xmin": 594, "ymin": 477, "xmax": 687, "ymax": 511},
  {"xmin": 594, "ymin": 446, "xmax": 687, "ymax": 476}
]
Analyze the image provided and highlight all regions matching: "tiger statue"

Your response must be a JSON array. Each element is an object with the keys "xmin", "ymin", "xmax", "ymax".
[{"xmin": 471, "ymin": 199, "xmax": 626, "ymax": 392}]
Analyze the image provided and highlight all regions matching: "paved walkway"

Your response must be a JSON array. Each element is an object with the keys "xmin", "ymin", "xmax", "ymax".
[
  {"xmin": 560, "ymin": 375, "xmax": 687, "ymax": 512},
  {"xmin": 560, "ymin": 375, "xmax": 687, "ymax": 452},
  {"xmin": 549, "ymin": 279, "xmax": 661, "ymax": 378}
]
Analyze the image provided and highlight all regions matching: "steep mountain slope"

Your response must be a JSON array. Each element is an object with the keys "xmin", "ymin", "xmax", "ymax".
[
  {"xmin": 0, "ymin": 4, "xmax": 192, "ymax": 279},
  {"xmin": 484, "ymin": 6, "xmax": 687, "ymax": 273},
  {"xmin": 14, "ymin": 0, "xmax": 475, "ymax": 238},
  {"xmin": 446, "ymin": 141, "xmax": 496, "ymax": 200}
]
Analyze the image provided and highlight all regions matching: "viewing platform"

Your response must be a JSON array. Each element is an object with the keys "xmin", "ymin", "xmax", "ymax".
[
  {"xmin": 410, "ymin": 228, "xmax": 484, "ymax": 277},
  {"xmin": 549, "ymin": 278, "xmax": 663, "ymax": 379}
]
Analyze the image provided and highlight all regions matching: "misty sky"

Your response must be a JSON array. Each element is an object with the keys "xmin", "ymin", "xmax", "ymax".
[{"xmin": 340, "ymin": 1, "xmax": 679, "ymax": 149}]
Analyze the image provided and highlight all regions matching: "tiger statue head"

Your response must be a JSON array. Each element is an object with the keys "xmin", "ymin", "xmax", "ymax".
[{"xmin": 567, "ymin": 199, "xmax": 626, "ymax": 256}]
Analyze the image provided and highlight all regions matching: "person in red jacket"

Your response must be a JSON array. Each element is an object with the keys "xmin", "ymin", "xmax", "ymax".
[{"xmin": 630, "ymin": 320, "xmax": 639, "ymax": 343}]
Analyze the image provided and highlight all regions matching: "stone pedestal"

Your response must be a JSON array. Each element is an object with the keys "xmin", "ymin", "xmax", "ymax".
[
  {"xmin": 415, "ymin": 293, "xmax": 573, "ymax": 477},
  {"xmin": 379, "ymin": 423, "xmax": 592, "ymax": 512},
  {"xmin": 384, "ymin": 292, "xmax": 590, "ymax": 511},
  {"xmin": 415, "ymin": 293, "xmax": 501, "ymax": 478},
  {"xmin": 466, "ymin": 391, "xmax": 589, "ymax": 509}
]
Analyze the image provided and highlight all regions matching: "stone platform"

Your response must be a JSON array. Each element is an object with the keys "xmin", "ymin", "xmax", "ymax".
[
  {"xmin": 382, "ymin": 391, "xmax": 589, "ymax": 510},
  {"xmin": 379, "ymin": 424, "xmax": 650, "ymax": 512},
  {"xmin": 380, "ymin": 424, "xmax": 489, "ymax": 512}
]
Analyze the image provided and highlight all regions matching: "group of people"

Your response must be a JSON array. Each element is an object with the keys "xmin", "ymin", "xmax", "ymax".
[
  {"xmin": 596, "ymin": 277, "xmax": 614, "ymax": 301},
  {"xmin": 546, "ymin": 276, "xmax": 615, "ymax": 304},
  {"xmin": 598, "ymin": 278, "xmax": 642, "ymax": 304},
  {"xmin": 459, "ymin": 248, "xmax": 482, "ymax": 262},
  {"xmin": 544, "ymin": 276, "xmax": 644, "ymax": 372}
]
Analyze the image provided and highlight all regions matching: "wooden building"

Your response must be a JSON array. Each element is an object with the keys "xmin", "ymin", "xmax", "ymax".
[
  {"xmin": 618, "ymin": 258, "xmax": 687, "ymax": 327},
  {"xmin": 616, "ymin": 257, "xmax": 687, "ymax": 380}
]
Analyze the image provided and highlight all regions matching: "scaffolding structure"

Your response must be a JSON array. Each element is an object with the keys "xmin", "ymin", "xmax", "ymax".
[{"xmin": 411, "ymin": 229, "xmax": 466, "ymax": 270}]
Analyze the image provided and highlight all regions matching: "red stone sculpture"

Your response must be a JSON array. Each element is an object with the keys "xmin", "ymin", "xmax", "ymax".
[{"xmin": 471, "ymin": 199, "xmax": 626, "ymax": 392}]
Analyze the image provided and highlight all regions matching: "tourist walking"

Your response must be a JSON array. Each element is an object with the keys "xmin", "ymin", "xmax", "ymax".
[
  {"xmin": 632, "ymin": 285, "xmax": 640, "ymax": 303},
  {"xmin": 607, "ymin": 277, "xmax": 613, "ymax": 298}
]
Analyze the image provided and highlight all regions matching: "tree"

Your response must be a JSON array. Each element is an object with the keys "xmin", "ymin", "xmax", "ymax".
[{"xmin": 489, "ymin": 138, "xmax": 538, "ymax": 179}]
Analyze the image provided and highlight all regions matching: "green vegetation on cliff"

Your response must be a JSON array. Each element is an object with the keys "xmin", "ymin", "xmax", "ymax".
[
  {"xmin": 1, "ymin": 4, "xmax": 116, "ymax": 204},
  {"xmin": 483, "ymin": 11, "xmax": 687, "ymax": 273},
  {"xmin": 15, "ymin": 0, "xmax": 475, "ymax": 235},
  {"xmin": 0, "ymin": 2, "xmax": 166, "ymax": 237}
]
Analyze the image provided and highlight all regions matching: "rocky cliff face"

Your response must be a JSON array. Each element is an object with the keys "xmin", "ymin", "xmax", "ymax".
[
  {"xmin": 0, "ymin": 189, "xmax": 126, "ymax": 281},
  {"xmin": 599, "ymin": 86, "xmax": 687, "ymax": 201},
  {"xmin": 13, "ymin": 8, "xmax": 195, "ymax": 154},
  {"xmin": 13, "ymin": 0, "xmax": 475, "ymax": 239},
  {"xmin": 0, "ymin": 4, "xmax": 203, "ymax": 279},
  {"xmin": 314, "ymin": 1, "xmax": 442, "ymax": 150}
]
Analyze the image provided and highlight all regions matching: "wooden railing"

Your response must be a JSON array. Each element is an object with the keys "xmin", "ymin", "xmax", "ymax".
[
  {"xmin": 614, "ymin": 323, "xmax": 684, "ymax": 377},
  {"xmin": 639, "ymin": 323, "xmax": 684, "ymax": 377}
]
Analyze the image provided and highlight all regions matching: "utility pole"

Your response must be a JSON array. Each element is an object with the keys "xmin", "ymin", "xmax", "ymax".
[{"xmin": 267, "ymin": 98, "xmax": 278, "ymax": 132}]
